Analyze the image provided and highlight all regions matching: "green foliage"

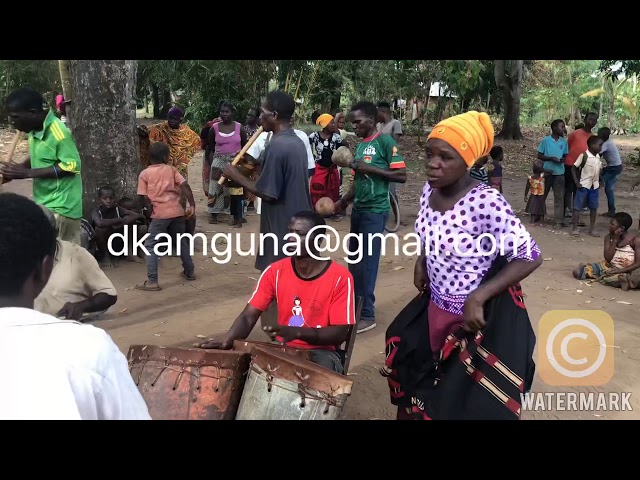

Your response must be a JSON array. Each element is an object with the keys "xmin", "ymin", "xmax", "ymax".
[{"xmin": 0, "ymin": 60, "xmax": 61, "ymax": 125}]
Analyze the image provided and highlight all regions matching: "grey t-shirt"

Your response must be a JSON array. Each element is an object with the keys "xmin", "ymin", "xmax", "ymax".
[
  {"xmin": 600, "ymin": 139, "xmax": 622, "ymax": 167},
  {"xmin": 255, "ymin": 129, "xmax": 313, "ymax": 272},
  {"xmin": 377, "ymin": 119, "xmax": 402, "ymax": 137}
]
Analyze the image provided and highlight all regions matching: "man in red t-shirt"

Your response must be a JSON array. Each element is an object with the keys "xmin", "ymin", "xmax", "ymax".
[
  {"xmin": 199, "ymin": 211, "xmax": 355, "ymax": 373},
  {"xmin": 566, "ymin": 113, "xmax": 598, "ymax": 216}
]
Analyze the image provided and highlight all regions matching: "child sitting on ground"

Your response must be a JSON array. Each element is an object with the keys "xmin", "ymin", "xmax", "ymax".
[
  {"xmin": 524, "ymin": 160, "xmax": 546, "ymax": 226},
  {"xmin": 469, "ymin": 155, "xmax": 489, "ymax": 184},
  {"xmin": 135, "ymin": 142, "xmax": 197, "ymax": 291},
  {"xmin": 573, "ymin": 213, "xmax": 640, "ymax": 290},
  {"xmin": 488, "ymin": 146, "xmax": 504, "ymax": 193},
  {"xmin": 90, "ymin": 185, "xmax": 147, "ymax": 268},
  {"xmin": 571, "ymin": 135, "xmax": 604, "ymax": 237}
]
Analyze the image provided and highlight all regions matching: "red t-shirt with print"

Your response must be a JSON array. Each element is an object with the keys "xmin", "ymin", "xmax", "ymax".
[{"xmin": 248, "ymin": 258, "xmax": 355, "ymax": 350}]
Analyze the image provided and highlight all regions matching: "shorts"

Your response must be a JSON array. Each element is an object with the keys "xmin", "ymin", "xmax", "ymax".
[
  {"xmin": 54, "ymin": 213, "xmax": 82, "ymax": 245},
  {"xmin": 574, "ymin": 187, "xmax": 598, "ymax": 211}
]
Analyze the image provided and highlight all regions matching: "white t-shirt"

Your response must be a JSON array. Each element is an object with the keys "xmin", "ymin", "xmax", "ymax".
[
  {"xmin": 0, "ymin": 308, "xmax": 151, "ymax": 420},
  {"xmin": 246, "ymin": 130, "xmax": 315, "ymax": 170}
]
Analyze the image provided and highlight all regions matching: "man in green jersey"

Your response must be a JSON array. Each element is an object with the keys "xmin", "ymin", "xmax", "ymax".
[
  {"xmin": 1, "ymin": 88, "xmax": 83, "ymax": 245},
  {"xmin": 336, "ymin": 101, "xmax": 407, "ymax": 333}
]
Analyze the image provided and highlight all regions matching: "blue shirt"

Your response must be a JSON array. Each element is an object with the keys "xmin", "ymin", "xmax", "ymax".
[{"xmin": 537, "ymin": 135, "xmax": 568, "ymax": 176}]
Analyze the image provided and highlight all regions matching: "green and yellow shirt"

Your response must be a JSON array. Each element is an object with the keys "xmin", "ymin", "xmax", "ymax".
[
  {"xmin": 353, "ymin": 132, "xmax": 405, "ymax": 213},
  {"xmin": 29, "ymin": 110, "xmax": 82, "ymax": 219}
]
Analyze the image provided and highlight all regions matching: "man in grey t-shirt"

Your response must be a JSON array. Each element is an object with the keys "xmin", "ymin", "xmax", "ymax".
[
  {"xmin": 376, "ymin": 101, "xmax": 402, "ymax": 201},
  {"xmin": 598, "ymin": 127, "xmax": 623, "ymax": 217},
  {"xmin": 223, "ymin": 91, "xmax": 312, "ymax": 272}
]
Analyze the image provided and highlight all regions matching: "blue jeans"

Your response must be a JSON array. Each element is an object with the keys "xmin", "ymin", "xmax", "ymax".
[
  {"xmin": 348, "ymin": 210, "xmax": 388, "ymax": 320},
  {"xmin": 601, "ymin": 165, "xmax": 623, "ymax": 215},
  {"xmin": 145, "ymin": 217, "xmax": 194, "ymax": 283}
]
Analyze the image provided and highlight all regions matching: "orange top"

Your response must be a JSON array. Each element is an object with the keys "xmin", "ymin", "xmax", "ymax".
[
  {"xmin": 566, "ymin": 129, "xmax": 592, "ymax": 166},
  {"xmin": 137, "ymin": 164, "xmax": 185, "ymax": 219}
]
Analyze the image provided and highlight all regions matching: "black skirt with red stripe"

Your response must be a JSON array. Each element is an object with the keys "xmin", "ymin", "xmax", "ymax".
[{"xmin": 382, "ymin": 257, "xmax": 536, "ymax": 420}]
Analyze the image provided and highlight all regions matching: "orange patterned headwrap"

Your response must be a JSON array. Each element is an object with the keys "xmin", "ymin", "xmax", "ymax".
[
  {"xmin": 316, "ymin": 113, "xmax": 334, "ymax": 129},
  {"xmin": 427, "ymin": 111, "xmax": 494, "ymax": 167}
]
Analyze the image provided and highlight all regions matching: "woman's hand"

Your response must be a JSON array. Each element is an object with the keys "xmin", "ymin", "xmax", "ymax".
[
  {"xmin": 414, "ymin": 256, "xmax": 428, "ymax": 292},
  {"xmin": 463, "ymin": 292, "xmax": 486, "ymax": 332}
]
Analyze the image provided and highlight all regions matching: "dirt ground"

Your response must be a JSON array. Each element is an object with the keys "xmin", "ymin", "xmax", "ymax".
[{"xmin": 2, "ymin": 127, "xmax": 640, "ymax": 420}]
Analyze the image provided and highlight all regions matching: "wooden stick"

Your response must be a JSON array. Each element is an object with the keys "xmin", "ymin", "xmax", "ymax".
[
  {"xmin": 217, "ymin": 126, "xmax": 264, "ymax": 186},
  {"xmin": 0, "ymin": 131, "xmax": 24, "ymax": 185}
]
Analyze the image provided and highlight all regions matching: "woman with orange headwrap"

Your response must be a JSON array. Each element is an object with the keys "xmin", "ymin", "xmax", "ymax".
[
  {"xmin": 308, "ymin": 114, "xmax": 348, "ymax": 215},
  {"xmin": 383, "ymin": 111, "xmax": 543, "ymax": 420}
]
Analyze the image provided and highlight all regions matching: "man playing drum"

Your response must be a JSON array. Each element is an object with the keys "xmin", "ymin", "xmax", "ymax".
[{"xmin": 200, "ymin": 211, "xmax": 354, "ymax": 374}]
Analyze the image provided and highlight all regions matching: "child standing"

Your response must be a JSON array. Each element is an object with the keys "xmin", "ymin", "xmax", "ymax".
[
  {"xmin": 469, "ymin": 156, "xmax": 489, "ymax": 184},
  {"xmin": 571, "ymin": 135, "xmax": 604, "ymax": 237},
  {"xmin": 488, "ymin": 146, "xmax": 504, "ymax": 193},
  {"xmin": 524, "ymin": 160, "xmax": 546, "ymax": 226},
  {"xmin": 228, "ymin": 180, "xmax": 244, "ymax": 228},
  {"xmin": 135, "ymin": 142, "xmax": 197, "ymax": 291}
]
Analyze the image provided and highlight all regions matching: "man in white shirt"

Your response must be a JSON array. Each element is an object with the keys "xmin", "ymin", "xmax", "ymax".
[
  {"xmin": 0, "ymin": 193, "xmax": 150, "ymax": 420},
  {"xmin": 571, "ymin": 135, "xmax": 604, "ymax": 237},
  {"xmin": 245, "ymin": 116, "xmax": 314, "ymax": 215}
]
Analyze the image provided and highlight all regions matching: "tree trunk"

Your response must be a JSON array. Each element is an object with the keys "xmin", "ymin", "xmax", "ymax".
[
  {"xmin": 58, "ymin": 60, "xmax": 73, "ymax": 127},
  {"xmin": 494, "ymin": 60, "xmax": 524, "ymax": 140},
  {"xmin": 151, "ymin": 83, "xmax": 160, "ymax": 118},
  {"xmin": 67, "ymin": 60, "xmax": 140, "ymax": 219}
]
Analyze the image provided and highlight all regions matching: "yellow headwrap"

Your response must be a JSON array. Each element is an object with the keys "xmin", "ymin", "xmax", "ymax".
[
  {"xmin": 316, "ymin": 113, "xmax": 334, "ymax": 129},
  {"xmin": 427, "ymin": 111, "xmax": 494, "ymax": 167}
]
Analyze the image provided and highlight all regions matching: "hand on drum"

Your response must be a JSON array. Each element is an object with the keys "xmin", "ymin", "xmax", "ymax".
[{"xmin": 263, "ymin": 325, "xmax": 299, "ymax": 344}]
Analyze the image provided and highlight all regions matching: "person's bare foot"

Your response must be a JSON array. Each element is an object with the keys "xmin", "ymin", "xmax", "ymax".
[{"xmin": 620, "ymin": 274, "xmax": 630, "ymax": 291}]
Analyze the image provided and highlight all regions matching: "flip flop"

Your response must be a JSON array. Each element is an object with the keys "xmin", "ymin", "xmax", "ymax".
[{"xmin": 135, "ymin": 281, "xmax": 161, "ymax": 291}]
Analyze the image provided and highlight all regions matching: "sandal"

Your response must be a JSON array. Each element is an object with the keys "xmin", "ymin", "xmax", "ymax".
[
  {"xmin": 135, "ymin": 281, "xmax": 161, "ymax": 291},
  {"xmin": 181, "ymin": 271, "xmax": 196, "ymax": 281}
]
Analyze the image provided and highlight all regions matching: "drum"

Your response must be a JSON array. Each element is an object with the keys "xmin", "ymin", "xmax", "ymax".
[
  {"xmin": 235, "ymin": 346, "xmax": 353, "ymax": 420},
  {"xmin": 232, "ymin": 339, "xmax": 313, "ymax": 361},
  {"xmin": 127, "ymin": 345, "xmax": 250, "ymax": 420}
]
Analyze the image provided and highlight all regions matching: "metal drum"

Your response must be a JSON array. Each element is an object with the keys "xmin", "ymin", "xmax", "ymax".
[
  {"xmin": 235, "ymin": 346, "xmax": 353, "ymax": 420},
  {"xmin": 127, "ymin": 345, "xmax": 250, "ymax": 420},
  {"xmin": 232, "ymin": 339, "xmax": 313, "ymax": 361}
]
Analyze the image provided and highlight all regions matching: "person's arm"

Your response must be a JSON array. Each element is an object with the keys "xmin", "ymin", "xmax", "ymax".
[
  {"xmin": 572, "ymin": 155, "xmax": 583, "ymax": 187},
  {"xmin": 414, "ymin": 252, "xmax": 429, "ymax": 292},
  {"xmin": 536, "ymin": 139, "xmax": 561, "ymax": 163},
  {"xmin": 608, "ymin": 237, "xmax": 640, "ymax": 274},
  {"xmin": 392, "ymin": 120, "xmax": 403, "ymax": 143},
  {"xmin": 57, "ymin": 293, "xmax": 117, "ymax": 320},
  {"xmin": 335, "ymin": 182, "xmax": 356, "ymax": 212},
  {"xmin": 240, "ymin": 126, "xmax": 248, "ymax": 147},
  {"xmin": 223, "ymin": 146, "xmax": 281, "ymax": 202},
  {"xmin": 3, "ymin": 133, "xmax": 81, "ymax": 180},
  {"xmin": 603, "ymin": 232, "xmax": 619, "ymax": 264},
  {"xmin": 200, "ymin": 267, "xmax": 276, "ymax": 349},
  {"xmin": 524, "ymin": 178, "xmax": 531, "ymax": 202},
  {"xmin": 94, "ymin": 331, "xmax": 151, "ymax": 420},
  {"xmin": 463, "ymin": 196, "xmax": 543, "ymax": 331},
  {"xmin": 208, "ymin": 127, "xmax": 217, "ymax": 154},
  {"xmin": 91, "ymin": 208, "xmax": 124, "ymax": 228},
  {"xmin": 117, "ymin": 206, "xmax": 146, "ymax": 224}
]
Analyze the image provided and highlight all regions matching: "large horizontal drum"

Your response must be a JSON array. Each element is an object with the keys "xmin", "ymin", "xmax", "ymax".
[
  {"xmin": 235, "ymin": 346, "xmax": 353, "ymax": 420},
  {"xmin": 127, "ymin": 345, "xmax": 249, "ymax": 420}
]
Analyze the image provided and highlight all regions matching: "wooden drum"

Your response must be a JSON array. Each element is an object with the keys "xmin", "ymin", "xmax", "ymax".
[
  {"xmin": 235, "ymin": 346, "xmax": 353, "ymax": 420},
  {"xmin": 127, "ymin": 345, "xmax": 249, "ymax": 420}
]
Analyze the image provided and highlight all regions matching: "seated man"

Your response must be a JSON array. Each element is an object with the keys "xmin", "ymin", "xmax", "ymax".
[
  {"xmin": 90, "ymin": 186, "xmax": 147, "ymax": 267},
  {"xmin": 35, "ymin": 206, "xmax": 118, "ymax": 320},
  {"xmin": 573, "ymin": 212, "xmax": 640, "ymax": 290},
  {"xmin": 199, "ymin": 211, "xmax": 355, "ymax": 373}
]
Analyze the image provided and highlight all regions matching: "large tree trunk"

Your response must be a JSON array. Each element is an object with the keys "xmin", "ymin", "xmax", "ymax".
[
  {"xmin": 58, "ymin": 60, "xmax": 73, "ymax": 127},
  {"xmin": 494, "ymin": 60, "xmax": 524, "ymax": 140},
  {"xmin": 67, "ymin": 60, "xmax": 140, "ymax": 219},
  {"xmin": 151, "ymin": 82, "xmax": 160, "ymax": 118}
]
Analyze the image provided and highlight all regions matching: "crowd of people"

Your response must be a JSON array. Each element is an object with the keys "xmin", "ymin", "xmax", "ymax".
[{"xmin": 0, "ymin": 83, "xmax": 639, "ymax": 420}]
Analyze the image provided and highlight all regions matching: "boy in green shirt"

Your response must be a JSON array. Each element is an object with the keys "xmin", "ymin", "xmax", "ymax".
[
  {"xmin": 336, "ymin": 101, "xmax": 407, "ymax": 333},
  {"xmin": 1, "ymin": 87, "xmax": 82, "ymax": 244}
]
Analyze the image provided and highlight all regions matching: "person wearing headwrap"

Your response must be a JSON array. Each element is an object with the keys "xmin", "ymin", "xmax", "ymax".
[
  {"xmin": 385, "ymin": 111, "xmax": 543, "ymax": 420},
  {"xmin": 308, "ymin": 113, "xmax": 348, "ymax": 215},
  {"xmin": 144, "ymin": 106, "xmax": 201, "ymax": 182},
  {"xmin": 141, "ymin": 106, "xmax": 201, "ymax": 235}
]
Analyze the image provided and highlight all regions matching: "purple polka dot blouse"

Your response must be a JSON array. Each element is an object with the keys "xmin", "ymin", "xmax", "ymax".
[{"xmin": 415, "ymin": 182, "xmax": 541, "ymax": 315}]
